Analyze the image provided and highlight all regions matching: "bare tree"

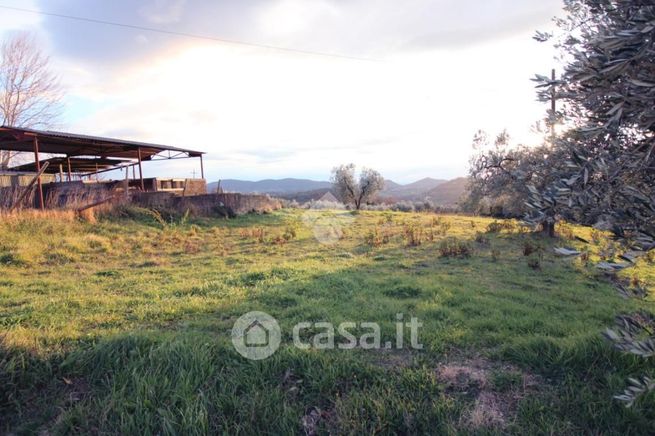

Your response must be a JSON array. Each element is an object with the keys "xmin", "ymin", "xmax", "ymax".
[
  {"xmin": 331, "ymin": 163, "xmax": 385, "ymax": 210},
  {"xmin": 0, "ymin": 32, "xmax": 63, "ymax": 169}
]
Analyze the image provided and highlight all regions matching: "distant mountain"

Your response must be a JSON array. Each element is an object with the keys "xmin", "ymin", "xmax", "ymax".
[
  {"xmin": 277, "ymin": 188, "xmax": 334, "ymax": 203},
  {"xmin": 383, "ymin": 179, "xmax": 402, "ymax": 191},
  {"xmin": 207, "ymin": 176, "xmax": 466, "ymax": 206},
  {"xmin": 207, "ymin": 178, "xmax": 332, "ymax": 194},
  {"xmin": 380, "ymin": 177, "xmax": 446, "ymax": 199},
  {"xmin": 425, "ymin": 177, "xmax": 468, "ymax": 206}
]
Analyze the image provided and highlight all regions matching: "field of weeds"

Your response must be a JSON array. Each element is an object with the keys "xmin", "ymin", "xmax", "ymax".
[{"xmin": 1, "ymin": 208, "xmax": 654, "ymax": 434}]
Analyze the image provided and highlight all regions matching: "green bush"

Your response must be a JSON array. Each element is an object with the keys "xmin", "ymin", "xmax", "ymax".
[{"xmin": 438, "ymin": 237, "xmax": 472, "ymax": 258}]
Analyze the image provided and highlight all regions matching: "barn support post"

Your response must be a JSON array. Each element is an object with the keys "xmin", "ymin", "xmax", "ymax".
[
  {"xmin": 124, "ymin": 165, "xmax": 130, "ymax": 200},
  {"xmin": 67, "ymin": 157, "xmax": 72, "ymax": 181},
  {"xmin": 137, "ymin": 147, "xmax": 145, "ymax": 191},
  {"xmin": 32, "ymin": 136, "xmax": 44, "ymax": 209},
  {"xmin": 199, "ymin": 155, "xmax": 205, "ymax": 179}
]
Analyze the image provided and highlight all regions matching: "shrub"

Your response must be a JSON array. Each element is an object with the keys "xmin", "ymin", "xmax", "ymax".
[
  {"xmin": 240, "ymin": 227, "xmax": 266, "ymax": 243},
  {"xmin": 474, "ymin": 232, "xmax": 489, "ymax": 245},
  {"xmin": 365, "ymin": 227, "xmax": 383, "ymax": 247},
  {"xmin": 280, "ymin": 199, "xmax": 300, "ymax": 208},
  {"xmin": 45, "ymin": 249, "xmax": 79, "ymax": 265},
  {"xmin": 413, "ymin": 200, "xmax": 434, "ymax": 212},
  {"xmin": 384, "ymin": 285, "xmax": 422, "ymax": 299},
  {"xmin": 283, "ymin": 224, "xmax": 298, "ymax": 241},
  {"xmin": 645, "ymin": 250, "xmax": 655, "ymax": 264},
  {"xmin": 522, "ymin": 239, "xmax": 543, "ymax": 257},
  {"xmin": 485, "ymin": 220, "xmax": 515, "ymax": 234},
  {"xmin": 403, "ymin": 222, "xmax": 423, "ymax": 246},
  {"xmin": 591, "ymin": 228, "xmax": 604, "ymax": 244},
  {"xmin": 429, "ymin": 217, "xmax": 451, "ymax": 236},
  {"xmin": 527, "ymin": 254, "xmax": 541, "ymax": 270},
  {"xmin": 0, "ymin": 251, "xmax": 27, "ymax": 266},
  {"xmin": 599, "ymin": 240, "xmax": 619, "ymax": 261},
  {"xmin": 557, "ymin": 223, "xmax": 576, "ymax": 240},
  {"xmin": 303, "ymin": 200, "xmax": 346, "ymax": 210},
  {"xmin": 580, "ymin": 249, "xmax": 590, "ymax": 265},
  {"xmin": 84, "ymin": 234, "xmax": 112, "ymax": 253},
  {"xmin": 392, "ymin": 201, "xmax": 415, "ymax": 212},
  {"xmin": 438, "ymin": 237, "xmax": 472, "ymax": 258}
]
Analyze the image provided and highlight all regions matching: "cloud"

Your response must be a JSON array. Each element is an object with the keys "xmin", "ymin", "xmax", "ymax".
[
  {"xmin": 3, "ymin": 1, "xmax": 564, "ymax": 181},
  {"xmin": 0, "ymin": 0, "xmax": 43, "ymax": 39},
  {"xmin": 54, "ymin": 28, "xmax": 557, "ymax": 182},
  {"xmin": 35, "ymin": 0, "xmax": 561, "ymax": 64},
  {"xmin": 138, "ymin": 0, "xmax": 187, "ymax": 24},
  {"xmin": 36, "ymin": 0, "xmax": 266, "ymax": 64}
]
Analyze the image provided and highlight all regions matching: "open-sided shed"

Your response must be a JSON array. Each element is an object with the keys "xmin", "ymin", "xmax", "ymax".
[{"xmin": 0, "ymin": 126, "xmax": 206, "ymax": 208}]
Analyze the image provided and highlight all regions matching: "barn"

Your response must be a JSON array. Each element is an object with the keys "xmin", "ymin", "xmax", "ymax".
[{"xmin": 0, "ymin": 126, "xmax": 206, "ymax": 209}]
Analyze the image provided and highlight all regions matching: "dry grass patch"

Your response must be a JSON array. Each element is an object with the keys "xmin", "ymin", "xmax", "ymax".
[{"xmin": 436, "ymin": 357, "xmax": 540, "ymax": 431}]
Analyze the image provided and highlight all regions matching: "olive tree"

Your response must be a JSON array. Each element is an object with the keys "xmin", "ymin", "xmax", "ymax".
[
  {"xmin": 330, "ymin": 163, "xmax": 384, "ymax": 210},
  {"xmin": 531, "ymin": 0, "xmax": 655, "ymax": 406},
  {"xmin": 465, "ymin": 129, "xmax": 569, "ymax": 234},
  {"xmin": 531, "ymin": 0, "xmax": 655, "ymax": 248}
]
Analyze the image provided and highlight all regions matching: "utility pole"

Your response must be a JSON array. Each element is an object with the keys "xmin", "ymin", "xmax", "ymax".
[{"xmin": 550, "ymin": 68, "xmax": 557, "ymax": 143}]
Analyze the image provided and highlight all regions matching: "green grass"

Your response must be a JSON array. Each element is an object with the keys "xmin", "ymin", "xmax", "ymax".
[{"xmin": 1, "ymin": 209, "xmax": 654, "ymax": 434}]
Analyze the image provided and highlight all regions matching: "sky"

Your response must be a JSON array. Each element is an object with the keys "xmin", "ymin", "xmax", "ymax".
[{"xmin": 0, "ymin": 0, "xmax": 563, "ymax": 183}]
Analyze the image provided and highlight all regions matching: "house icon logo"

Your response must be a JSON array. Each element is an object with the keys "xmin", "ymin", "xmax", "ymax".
[
  {"xmin": 301, "ymin": 209, "xmax": 355, "ymax": 245},
  {"xmin": 244, "ymin": 319, "xmax": 269, "ymax": 347},
  {"xmin": 232, "ymin": 311, "xmax": 281, "ymax": 360}
]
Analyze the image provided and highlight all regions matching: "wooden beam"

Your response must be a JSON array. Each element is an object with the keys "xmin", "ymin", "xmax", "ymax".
[
  {"xmin": 67, "ymin": 156, "xmax": 72, "ymax": 181},
  {"xmin": 10, "ymin": 162, "xmax": 50, "ymax": 211},
  {"xmin": 33, "ymin": 137, "xmax": 44, "ymax": 209},
  {"xmin": 0, "ymin": 139, "xmax": 33, "ymax": 149},
  {"xmin": 9, "ymin": 162, "xmax": 50, "ymax": 210},
  {"xmin": 199, "ymin": 155, "xmax": 205, "ymax": 179},
  {"xmin": 137, "ymin": 147, "xmax": 145, "ymax": 191},
  {"xmin": 77, "ymin": 194, "xmax": 118, "ymax": 212}
]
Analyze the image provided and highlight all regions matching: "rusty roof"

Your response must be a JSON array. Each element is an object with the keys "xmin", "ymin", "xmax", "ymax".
[
  {"xmin": 0, "ymin": 126, "xmax": 204, "ymax": 160},
  {"xmin": 9, "ymin": 157, "xmax": 133, "ymax": 174}
]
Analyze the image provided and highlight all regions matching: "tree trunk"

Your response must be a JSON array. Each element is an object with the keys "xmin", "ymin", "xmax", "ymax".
[{"xmin": 541, "ymin": 221, "xmax": 555, "ymax": 238}]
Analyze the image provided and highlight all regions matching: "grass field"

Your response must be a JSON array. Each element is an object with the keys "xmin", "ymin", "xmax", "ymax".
[{"xmin": 1, "ymin": 208, "xmax": 654, "ymax": 434}]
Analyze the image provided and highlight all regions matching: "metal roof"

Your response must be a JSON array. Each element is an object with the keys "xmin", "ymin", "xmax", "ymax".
[
  {"xmin": 0, "ymin": 126, "xmax": 204, "ymax": 160},
  {"xmin": 9, "ymin": 157, "xmax": 132, "ymax": 174}
]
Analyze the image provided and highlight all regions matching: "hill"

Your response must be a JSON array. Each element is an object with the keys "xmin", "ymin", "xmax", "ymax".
[
  {"xmin": 207, "ymin": 178, "xmax": 332, "ymax": 194},
  {"xmin": 379, "ymin": 177, "xmax": 446, "ymax": 200},
  {"xmin": 425, "ymin": 177, "xmax": 468, "ymax": 206},
  {"xmin": 208, "ymin": 177, "xmax": 452, "ymax": 202},
  {"xmin": 277, "ymin": 188, "xmax": 335, "ymax": 203}
]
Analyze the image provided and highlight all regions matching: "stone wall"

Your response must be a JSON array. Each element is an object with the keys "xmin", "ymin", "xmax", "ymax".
[
  {"xmin": 0, "ymin": 181, "xmax": 279, "ymax": 217},
  {"xmin": 182, "ymin": 179, "xmax": 207, "ymax": 196},
  {"xmin": 131, "ymin": 192, "xmax": 281, "ymax": 216},
  {"xmin": 0, "ymin": 172, "xmax": 56, "ymax": 187},
  {"xmin": 0, "ymin": 181, "xmax": 123, "ymax": 209},
  {"xmin": 44, "ymin": 181, "xmax": 125, "ymax": 209}
]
